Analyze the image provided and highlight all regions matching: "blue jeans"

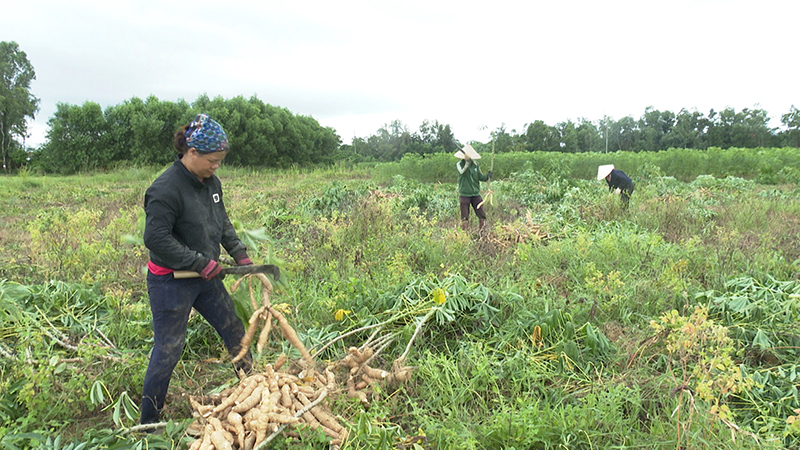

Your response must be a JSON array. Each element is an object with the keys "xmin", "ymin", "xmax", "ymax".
[{"xmin": 140, "ymin": 272, "xmax": 252, "ymax": 424}]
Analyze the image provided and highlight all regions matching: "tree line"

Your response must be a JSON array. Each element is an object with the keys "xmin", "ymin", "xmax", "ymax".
[
  {"xmin": 341, "ymin": 106, "xmax": 800, "ymax": 163},
  {"xmin": 33, "ymin": 101, "xmax": 800, "ymax": 173}
]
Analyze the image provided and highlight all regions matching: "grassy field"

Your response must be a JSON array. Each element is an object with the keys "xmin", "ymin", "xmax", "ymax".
[{"xmin": 1, "ymin": 149, "xmax": 799, "ymax": 449}]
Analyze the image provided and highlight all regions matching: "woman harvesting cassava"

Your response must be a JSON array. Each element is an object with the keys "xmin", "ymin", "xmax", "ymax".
[{"xmin": 140, "ymin": 114, "xmax": 254, "ymax": 427}]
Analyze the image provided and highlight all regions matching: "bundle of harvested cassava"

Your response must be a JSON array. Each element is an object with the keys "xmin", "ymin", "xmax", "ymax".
[
  {"xmin": 187, "ymin": 360, "xmax": 346, "ymax": 449},
  {"xmin": 185, "ymin": 273, "xmax": 416, "ymax": 449},
  {"xmin": 488, "ymin": 210, "xmax": 549, "ymax": 248}
]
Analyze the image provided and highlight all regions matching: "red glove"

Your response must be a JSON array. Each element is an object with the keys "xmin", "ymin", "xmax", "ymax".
[
  {"xmin": 200, "ymin": 260, "xmax": 223, "ymax": 280},
  {"xmin": 236, "ymin": 254, "xmax": 253, "ymax": 266}
]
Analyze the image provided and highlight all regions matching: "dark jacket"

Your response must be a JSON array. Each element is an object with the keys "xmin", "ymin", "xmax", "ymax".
[
  {"xmin": 606, "ymin": 169, "xmax": 634, "ymax": 193},
  {"xmin": 143, "ymin": 157, "xmax": 247, "ymax": 273},
  {"xmin": 457, "ymin": 159, "xmax": 489, "ymax": 197}
]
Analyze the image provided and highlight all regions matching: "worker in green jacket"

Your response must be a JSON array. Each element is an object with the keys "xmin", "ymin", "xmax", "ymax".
[{"xmin": 456, "ymin": 144, "xmax": 492, "ymax": 232}]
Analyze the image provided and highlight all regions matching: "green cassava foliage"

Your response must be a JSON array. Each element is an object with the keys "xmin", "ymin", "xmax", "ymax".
[
  {"xmin": 1, "ymin": 148, "xmax": 799, "ymax": 449},
  {"xmin": 378, "ymin": 146, "xmax": 800, "ymax": 185}
]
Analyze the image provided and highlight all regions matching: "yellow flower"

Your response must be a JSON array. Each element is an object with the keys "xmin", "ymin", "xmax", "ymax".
[
  {"xmin": 334, "ymin": 308, "xmax": 351, "ymax": 321},
  {"xmin": 433, "ymin": 288, "xmax": 446, "ymax": 305},
  {"xmin": 273, "ymin": 303, "xmax": 292, "ymax": 314}
]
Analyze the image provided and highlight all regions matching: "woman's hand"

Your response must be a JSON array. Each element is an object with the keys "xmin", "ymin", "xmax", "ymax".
[{"xmin": 200, "ymin": 260, "xmax": 223, "ymax": 280}]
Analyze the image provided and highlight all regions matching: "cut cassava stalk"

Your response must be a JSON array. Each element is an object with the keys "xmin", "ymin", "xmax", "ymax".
[
  {"xmin": 398, "ymin": 307, "xmax": 437, "ymax": 363},
  {"xmin": 120, "ymin": 421, "xmax": 168, "ymax": 435},
  {"xmin": 309, "ymin": 319, "xmax": 391, "ymax": 360}
]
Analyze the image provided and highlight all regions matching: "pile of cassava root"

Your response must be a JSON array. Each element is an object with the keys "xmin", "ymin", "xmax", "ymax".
[{"xmin": 184, "ymin": 273, "xmax": 415, "ymax": 450}]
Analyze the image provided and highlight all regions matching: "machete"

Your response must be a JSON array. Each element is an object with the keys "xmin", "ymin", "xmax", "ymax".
[{"xmin": 173, "ymin": 264, "xmax": 281, "ymax": 280}]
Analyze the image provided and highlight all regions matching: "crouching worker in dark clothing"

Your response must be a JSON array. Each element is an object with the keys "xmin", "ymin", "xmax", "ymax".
[
  {"xmin": 140, "ymin": 114, "xmax": 254, "ymax": 426},
  {"xmin": 597, "ymin": 164, "xmax": 634, "ymax": 208}
]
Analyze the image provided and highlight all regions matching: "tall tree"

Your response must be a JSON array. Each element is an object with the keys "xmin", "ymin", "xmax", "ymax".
[
  {"xmin": 104, "ymin": 96, "xmax": 189, "ymax": 166},
  {"xmin": 0, "ymin": 41, "xmax": 40, "ymax": 171},
  {"xmin": 575, "ymin": 118, "xmax": 603, "ymax": 153},
  {"xmin": 492, "ymin": 124, "xmax": 513, "ymax": 153},
  {"xmin": 780, "ymin": 105, "xmax": 800, "ymax": 148},
  {"xmin": 638, "ymin": 107, "xmax": 675, "ymax": 151},
  {"xmin": 557, "ymin": 120, "xmax": 579, "ymax": 153},
  {"xmin": 523, "ymin": 120, "xmax": 560, "ymax": 152},
  {"xmin": 419, "ymin": 120, "xmax": 458, "ymax": 154},
  {"xmin": 41, "ymin": 102, "xmax": 107, "ymax": 174},
  {"xmin": 663, "ymin": 108, "xmax": 709, "ymax": 150},
  {"xmin": 610, "ymin": 116, "xmax": 639, "ymax": 152},
  {"xmin": 707, "ymin": 107, "xmax": 774, "ymax": 149}
]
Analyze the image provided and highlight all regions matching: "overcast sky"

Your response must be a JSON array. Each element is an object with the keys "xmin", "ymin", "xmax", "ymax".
[{"xmin": 3, "ymin": 0, "xmax": 799, "ymax": 147}]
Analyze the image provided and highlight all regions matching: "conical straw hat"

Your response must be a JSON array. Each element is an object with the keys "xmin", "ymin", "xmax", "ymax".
[
  {"xmin": 597, "ymin": 164, "xmax": 615, "ymax": 180},
  {"xmin": 454, "ymin": 144, "xmax": 481, "ymax": 160}
]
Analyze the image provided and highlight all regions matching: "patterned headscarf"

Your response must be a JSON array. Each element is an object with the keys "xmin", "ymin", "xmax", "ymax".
[{"xmin": 185, "ymin": 114, "xmax": 229, "ymax": 153}]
